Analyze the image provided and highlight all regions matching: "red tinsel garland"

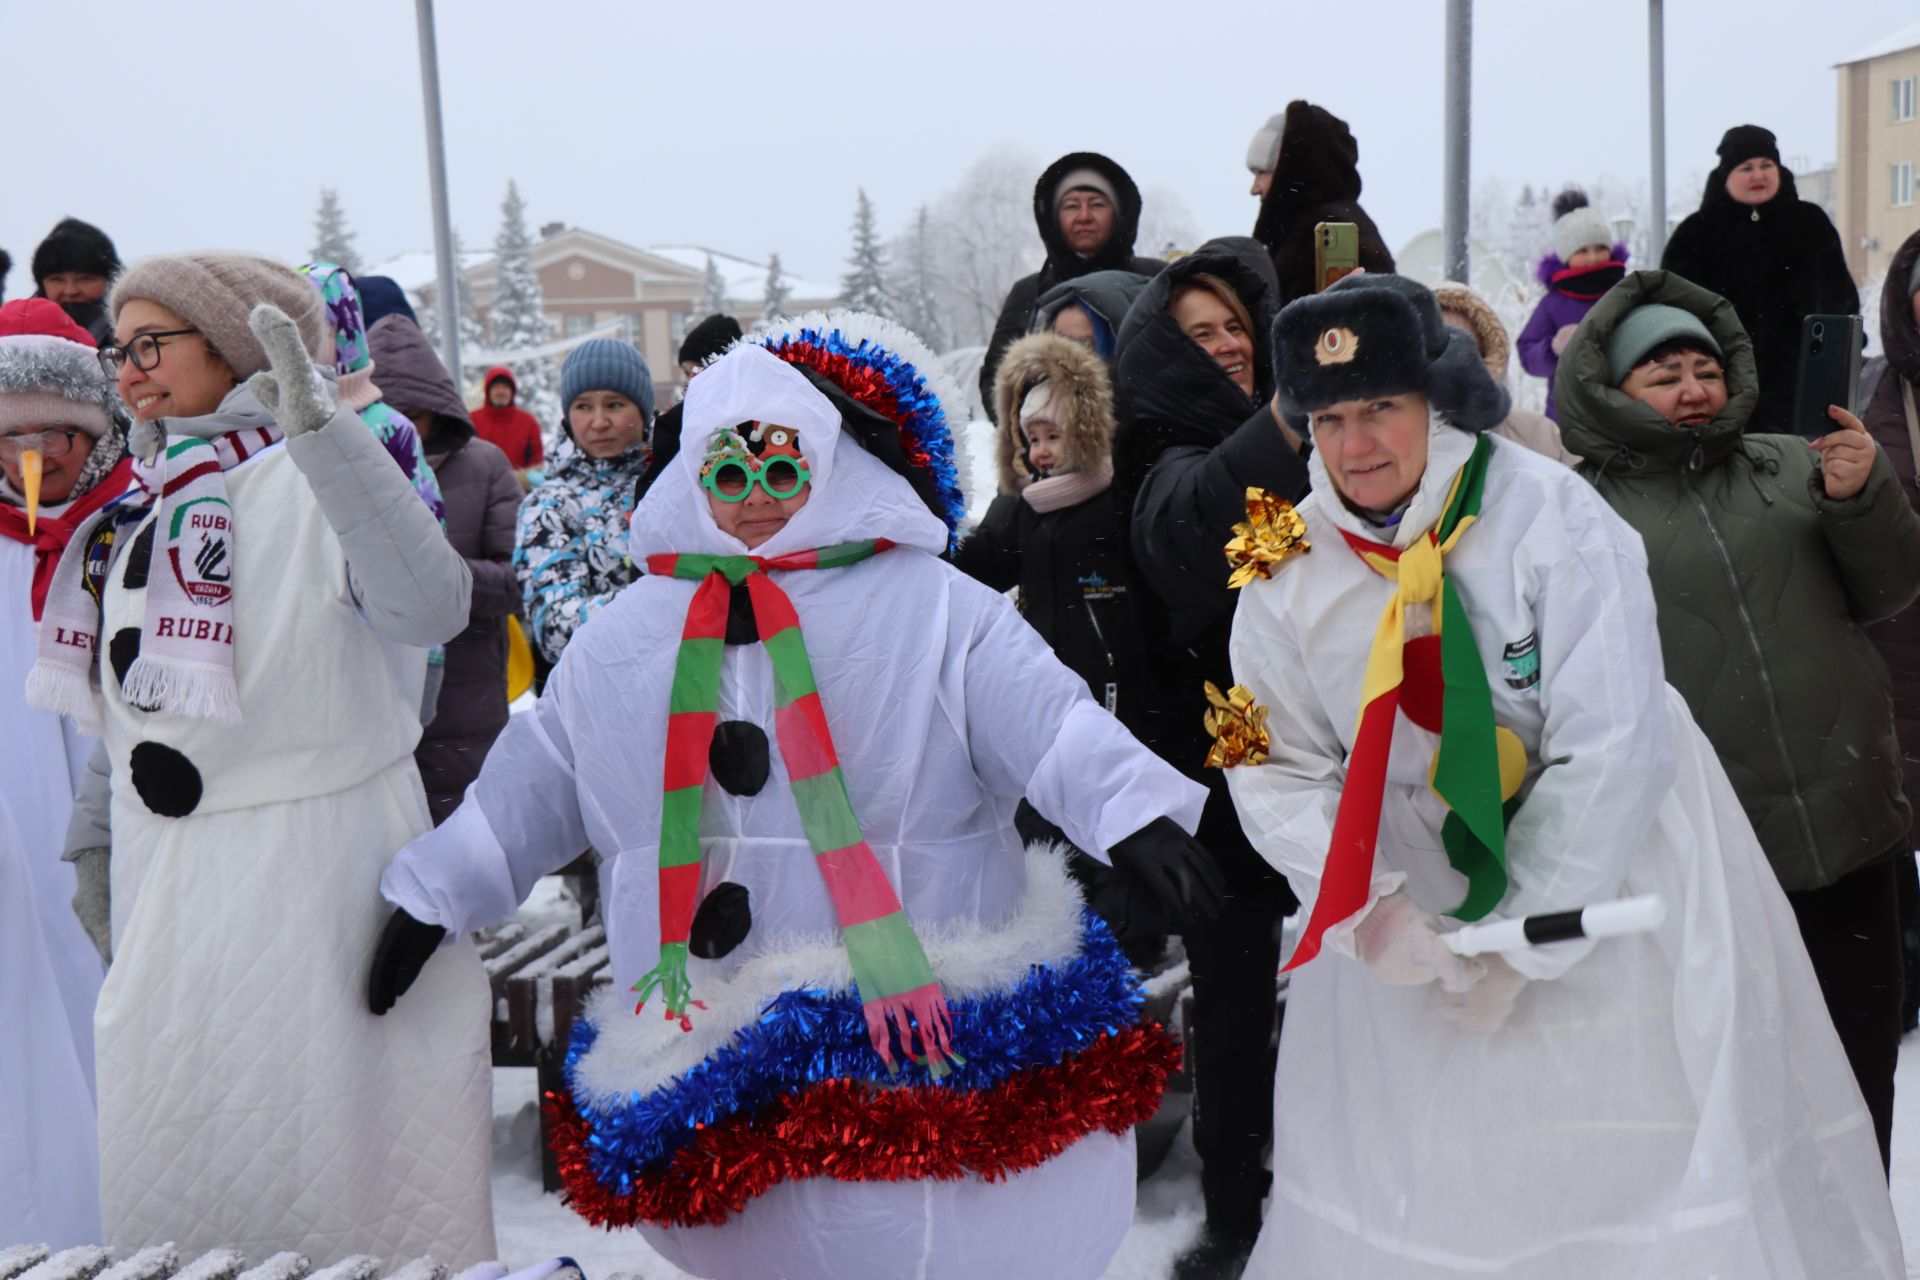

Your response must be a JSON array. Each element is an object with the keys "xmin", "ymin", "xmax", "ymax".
[
  {"xmin": 769, "ymin": 344, "xmax": 932, "ymax": 471},
  {"xmin": 545, "ymin": 1023, "xmax": 1181, "ymax": 1229}
]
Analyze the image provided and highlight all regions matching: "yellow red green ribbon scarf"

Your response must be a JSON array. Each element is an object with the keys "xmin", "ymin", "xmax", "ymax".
[
  {"xmin": 1286, "ymin": 435, "xmax": 1523, "ymax": 972},
  {"xmin": 631, "ymin": 539, "xmax": 958, "ymax": 1077}
]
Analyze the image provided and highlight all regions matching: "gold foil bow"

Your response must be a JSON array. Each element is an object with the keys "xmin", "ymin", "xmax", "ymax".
[
  {"xmin": 1203, "ymin": 681, "xmax": 1270, "ymax": 769},
  {"xmin": 1224, "ymin": 487, "xmax": 1310, "ymax": 589}
]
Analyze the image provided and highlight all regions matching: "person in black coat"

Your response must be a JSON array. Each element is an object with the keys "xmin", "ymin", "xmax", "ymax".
[
  {"xmin": 1662, "ymin": 124, "xmax": 1859, "ymax": 433},
  {"xmin": 955, "ymin": 329, "xmax": 1171, "ymax": 965},
  {"xmin": 1249, "ymin": 101, "xmax": 1396, "ymax": 308},
  {"xmin": 29, "ymin": 217, "xmax": 121, "ymax": 347},
  {"xmin": 979, "ymin": 152, "xmax": 1164, "ymax": 421},
  {"xmin": 1112, "ymin": 235, "xmax": 1310, "ymax": 1278}
]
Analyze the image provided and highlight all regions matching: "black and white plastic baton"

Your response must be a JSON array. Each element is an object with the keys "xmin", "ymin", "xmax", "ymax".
[{"xmin": 1443, "ymin": 895, "xmax": 1666, "ymax": 957}]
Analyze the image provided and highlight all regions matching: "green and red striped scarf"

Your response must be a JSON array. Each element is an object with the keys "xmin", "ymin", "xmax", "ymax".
[
  {"xmin": 1287, "ymin": 435, "xmax": 1525, "ymax": 972},
  {"xmin": 632, "ymin": 539, "xmax": 959, "ymax": 1076}
]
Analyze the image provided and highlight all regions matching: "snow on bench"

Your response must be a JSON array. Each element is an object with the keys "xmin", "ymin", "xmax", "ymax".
[{"xmin": 3, "ymin": 1252, "xmax": 452, "ymax": 1280}]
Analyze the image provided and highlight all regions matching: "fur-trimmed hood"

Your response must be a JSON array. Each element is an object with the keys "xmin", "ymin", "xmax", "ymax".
[
  {"xmin": 1031, "ymin": 152, "xmax": 1146, "ymax": 276},
  {"xmin": 1432, "ymin": 281, "xmax": 1512, "ymax": 381},
  {"xmin": 991, "ymin": 332, "xmax": 1116, "ymax": 490}
]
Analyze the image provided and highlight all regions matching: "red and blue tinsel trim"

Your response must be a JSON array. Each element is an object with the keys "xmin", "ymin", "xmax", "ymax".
[
  {"xmin": 547, "ymin": 908, "xmax": 1177, "ymax": 1227},
  {"xmin": 758, "ymin": 320, "xmax": 966, "ymax": 548}
]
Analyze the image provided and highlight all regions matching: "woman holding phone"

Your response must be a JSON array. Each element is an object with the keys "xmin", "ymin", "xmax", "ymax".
[{"xmin": 1555, "ymin": 269, "xmax": 1920, "ymax": 1171}]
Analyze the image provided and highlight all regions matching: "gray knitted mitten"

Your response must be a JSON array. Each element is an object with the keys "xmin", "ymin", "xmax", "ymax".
[
  {"xmin": 245, "ymin": 303, "xmax": 337, "ymax": 436},
  {"xmin": 69, "ymin": 846, "xmax": 112, "ymax": 965}
]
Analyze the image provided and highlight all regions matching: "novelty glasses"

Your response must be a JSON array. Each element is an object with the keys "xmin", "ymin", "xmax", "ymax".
[{"xmin": 701, "ymin": 454, "xmax": 811, "ymax": 502}]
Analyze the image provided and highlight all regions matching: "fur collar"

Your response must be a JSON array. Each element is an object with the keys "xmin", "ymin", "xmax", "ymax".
[{"xmin": 572, "ymin": 844, "xmax": 1088, "ymax": 1104}]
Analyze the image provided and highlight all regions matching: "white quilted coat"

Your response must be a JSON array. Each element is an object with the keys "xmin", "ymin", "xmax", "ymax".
[
  {"xmin": 1227, "ymin": 423, "xmax": 1902, "ymax": 1277},
  {"xmin": 89, "ymin": 402, "xmax": 494, "ymax": 1264}
]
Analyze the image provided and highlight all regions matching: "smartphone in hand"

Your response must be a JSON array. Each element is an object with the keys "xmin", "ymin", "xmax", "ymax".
[
  {"xmin": 1314, "ymin": 222, "xmax": 1360, "ymax": 292},
  {"xmin": 1789, "ymin": 314, "xmax": 1862, "ymax": 440}
]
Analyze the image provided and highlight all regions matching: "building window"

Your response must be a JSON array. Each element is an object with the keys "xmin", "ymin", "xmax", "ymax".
[
  {"xmin": 564, "ymin": 312, "xmax": 593, "ymax": 338},
  {"xmin": 669, "ymin": 311, "xmax": 692, "ymax": 348},
  {"xmin": 1895, "ymin": 76, "xmax": 1918, "ymax": 124},
  {"xmin": 1894, "ymin": 162, "xmax": 1916, "ymax": 208}
]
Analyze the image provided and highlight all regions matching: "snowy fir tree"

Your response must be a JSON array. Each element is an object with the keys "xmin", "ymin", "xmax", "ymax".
[
  {"xmin": 762, "ymin": 252, "xmax": 792, "ymax": 323},
  {"xmin": 418, "ymin": 227, "xmax": 487, "ymax": 384},
  {"xmin": 699, "ymin": 253, "xmax": 730, "ymax": 320},
  {"xmin": 488, "ymin": 179, "xmax": 562, "ymax": 434},
  {"xmin": 840, "ymin": 189, "xmax": 892, "ymax": 318},
  {"xmin": 310, "ymin": 187, "xmax": 362, "ymax": 273},
  {"xmin": 888, "ymin": 205, "xmax": 948, "ymax": 352}
]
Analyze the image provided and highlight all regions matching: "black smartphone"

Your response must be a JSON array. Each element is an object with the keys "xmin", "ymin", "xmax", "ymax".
[{"xmin": 1789, "ymin": 314, "xmax": 1862, "ymax": 440}]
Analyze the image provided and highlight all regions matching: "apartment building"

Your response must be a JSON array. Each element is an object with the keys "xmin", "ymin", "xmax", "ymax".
[{"xmin": 1836, "ymin": 21, "xmax": 1920, "ymax": 283}]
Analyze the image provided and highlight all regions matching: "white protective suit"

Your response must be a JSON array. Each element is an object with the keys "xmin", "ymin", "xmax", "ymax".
[
  {"xmin": 0, "ymin": 504, "xmax": 103, "ymax": 1248},
  {"xmin": 84, "ymin": 389, "xmax": 495, "ymax": 1265},
  {"xmin": 384, "ymin": 344, "xmax": 1206, "ymax": 1280},
  {"xmin": 1226, "ymin": 421, "xmax": 1902, "ymax": 1278}
]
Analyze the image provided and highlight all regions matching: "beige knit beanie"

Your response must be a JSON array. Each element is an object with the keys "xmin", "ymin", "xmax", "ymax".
[{"xmin": 109, "ymin": 252, "xmax": 329, "ymax": 379}]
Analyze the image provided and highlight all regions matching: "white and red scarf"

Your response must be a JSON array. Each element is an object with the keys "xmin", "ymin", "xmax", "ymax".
[{"xmin": 27, "ymin": 425, "xmax": 279, "ymax": 731}]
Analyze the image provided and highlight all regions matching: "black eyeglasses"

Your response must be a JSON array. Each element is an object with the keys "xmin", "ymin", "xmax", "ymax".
[
  {"xmin": 0, "ymin": 429, "xmax": 85, "ymax": 461},
  {"xmin": 98, "ymin": 328, "xmax": 201, "ymax": 376}
]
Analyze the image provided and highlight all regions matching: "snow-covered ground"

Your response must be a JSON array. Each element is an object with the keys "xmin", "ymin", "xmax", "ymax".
[{"xmin": 488, "ymin": 1028, "xmax": 1920, "ymax": 1278}]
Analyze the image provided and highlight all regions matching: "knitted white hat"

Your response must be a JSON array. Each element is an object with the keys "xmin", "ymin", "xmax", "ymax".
[{"xmin": 1551, "ymin": 190, "xmax": 1613, "ymax": 263}]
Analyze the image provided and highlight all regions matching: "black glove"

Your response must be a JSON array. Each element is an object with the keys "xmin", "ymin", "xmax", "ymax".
[
  {"xmin": 1108, "ymin": 817, "xmax": 1227, "ymax": 924},
  {"xmin": 368, "ymin": 907, "xmax": 447, "ymax": 1015}
]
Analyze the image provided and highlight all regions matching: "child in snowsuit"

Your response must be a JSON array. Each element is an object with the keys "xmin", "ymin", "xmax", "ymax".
[
  {"xmin": 1516, "ymin": 187, "xmax": 1627, "ymax": 420},
  {"xmin": 374, "ymin": 315, "xmax": 1223, "ymax": 1280},
  {"xmin": 956, "ymin": 331, "xmax": 1169, "ymax": 962}
]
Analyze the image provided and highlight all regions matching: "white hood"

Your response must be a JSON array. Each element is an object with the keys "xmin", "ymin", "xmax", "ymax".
[{"xmin": 628, "ymin": 344, "xmax": 948, "ymax": 562}]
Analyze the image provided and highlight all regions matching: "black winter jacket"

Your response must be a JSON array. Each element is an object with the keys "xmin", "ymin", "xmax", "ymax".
[
  {"xmin": 1661, "ymin": 162, "xmax": 1858, "ymax": 434},
  {"xmin": 1113, "ymin": 237, "xmax": 1309, "ymax": 892},
  {"xmin": 1250, "ymin": 101, "xmax": 1397, "ymax": 307},
  {"xmin": 979, "ymin": 152, "xmax": 1164, "ymax": 421}
]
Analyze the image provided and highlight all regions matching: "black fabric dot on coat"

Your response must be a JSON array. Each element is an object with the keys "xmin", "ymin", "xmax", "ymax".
[
  {"xmin": 724, "ymin": 580, "xmax": 758, "ymax": 645},
  {"xmin": 690, "ymin": 881, "xmax": 752, "ymax": 959},
  {"xmin": 129, "ymin": 741, "xmax": 202, "ymax": 818},
  {"xmin": 121, "ymin": 521, "xmax": 155, "ymax": 589},
  {"xmin": 109, "ymin": 628, "xmax": 141, "ymax": 687},
  {"xmin": 710, "ymin": 720, "xmax": 770, "ymax": 796}
]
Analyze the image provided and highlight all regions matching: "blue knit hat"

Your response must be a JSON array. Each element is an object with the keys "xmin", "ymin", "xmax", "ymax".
[{"xmin": 561, "ymin": 338, "xmax": 655, "ymax": 418}]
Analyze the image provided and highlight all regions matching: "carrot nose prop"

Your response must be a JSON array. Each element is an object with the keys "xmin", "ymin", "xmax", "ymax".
[{"xmin": 22, "ymin": 449, "xmax": 42, "ymax": 536}]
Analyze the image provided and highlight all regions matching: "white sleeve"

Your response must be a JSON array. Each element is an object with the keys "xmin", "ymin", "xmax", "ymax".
[
  {"xmin": 960, "ymin": 587, "xmax": 1206, "ymax": 859},
  {"xmin": 1483, "ymin": 540, "xmax": 1674, "ymax": 980},
  {"xmin": 380, "ymin": 667, "xmax": 592, "ymax": 934},
  {"xmin": 1224, "ymin": 582, "xmax": 1404, "ymax": 960}
]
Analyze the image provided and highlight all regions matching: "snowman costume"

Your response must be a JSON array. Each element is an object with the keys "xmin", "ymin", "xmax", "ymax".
[
  {"xmin": 383, "ymin": 320, "xmax": 1206, "ymax": 1280},
  {"xmin": 30, "ymin": 296, "xmax": 496, "ymax": 1265},
  {"xmin": 1224, "ymin": 274, "xmax": 1901, "ymax": 1277}
]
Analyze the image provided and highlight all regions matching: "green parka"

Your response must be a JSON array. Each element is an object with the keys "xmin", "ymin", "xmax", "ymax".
[{"xmin": 1555, "ymin": 270, "xmax": 1920, "ymax": 892}]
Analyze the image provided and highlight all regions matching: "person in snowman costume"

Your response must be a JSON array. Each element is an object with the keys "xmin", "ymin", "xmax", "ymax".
[
  {"xmin": 375, "ymin": 315, "xmax": 1220, "ymax": 1280},
  {"xmin": 1221, "ymin": 272, "xmax": 1902, "ymax": 1277}
]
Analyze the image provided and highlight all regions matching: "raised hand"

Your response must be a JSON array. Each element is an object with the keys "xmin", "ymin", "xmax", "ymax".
[
  {"xmin": 245, "ymin": 303, "xmax": 336, "ymax": 436},
  {"xmin": 1811, "ymin": 404, "xmax": 1878, "ymax": 501}
]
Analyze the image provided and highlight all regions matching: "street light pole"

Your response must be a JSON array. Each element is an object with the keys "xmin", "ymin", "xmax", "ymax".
[
  {"xmin": 1648, "ymin": 0, "xmax": 1668, "ymax": 263},
  {"xmin": 1443, "ymin": 0, "xmax": 1472, "ymax": 283},
  {"xmin": 415, "ymin": 0, "xmax": 462, "ymax": 383}
]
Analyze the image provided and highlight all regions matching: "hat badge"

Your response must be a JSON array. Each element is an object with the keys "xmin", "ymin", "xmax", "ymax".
[{"xmin": 1315, "ymin": 326, "xmax": 1360, "ymax": 366}]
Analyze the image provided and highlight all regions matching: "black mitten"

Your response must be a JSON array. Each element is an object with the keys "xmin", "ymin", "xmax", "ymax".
[
  {"xmin": 1107, "ymin": 817, "xmax": 1227, "ymax": 924},
  {"xmin": 690, "ymin": 882, "xmax": 752, "ymax": 959},
  {"xmin": 368, "ymin": 907, "xmax": 447, "ymax": 1014}
]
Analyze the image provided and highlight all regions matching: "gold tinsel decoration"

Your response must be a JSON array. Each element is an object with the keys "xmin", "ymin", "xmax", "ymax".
[
  {"xmin": 1224, "ymin": 487, "xmax": 1310, "ymax": 589},
  {"xmin": 1203, "ymin": 681, "xmax": 1271, "ymax": 769}
]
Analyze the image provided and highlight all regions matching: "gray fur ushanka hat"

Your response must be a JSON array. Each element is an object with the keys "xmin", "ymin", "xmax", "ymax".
[{"xmin": 1271, "ymin": 273, "xmax": 1510, "ymax": 433}]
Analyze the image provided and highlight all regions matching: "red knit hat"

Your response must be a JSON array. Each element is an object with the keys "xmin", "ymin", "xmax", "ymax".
[{"xmin": 0, "ymin": 298, "xmax": 117, "ymax": 437}]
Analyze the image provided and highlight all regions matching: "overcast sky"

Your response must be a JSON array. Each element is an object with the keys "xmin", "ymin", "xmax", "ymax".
[{"xmin": 4, "ymin": 0, "xmax": 1914, "ymax": 293}]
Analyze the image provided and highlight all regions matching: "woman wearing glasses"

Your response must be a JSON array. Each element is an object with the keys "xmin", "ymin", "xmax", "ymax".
[
  {"xmin": 514, "ymin": 336, "xmax": 656, "ymax": 665},
  {"xmin": 0, "ymin": 297, "xmax": 132, "ymax": 1248},
  {"xmin": 29, "ymin": 253, "xmax": 495, "ymax": 1263}
]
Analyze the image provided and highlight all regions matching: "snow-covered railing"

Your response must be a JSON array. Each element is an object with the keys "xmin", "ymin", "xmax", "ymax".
[{"xmin": 0, "ymin": 1248, "xmax": 474, "ymax": 1280}]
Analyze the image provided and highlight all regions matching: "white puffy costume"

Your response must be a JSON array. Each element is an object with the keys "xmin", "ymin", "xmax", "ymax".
[
  {"xmin": 36, "ymin": 369, "xmax": 497, "ymax": 1263},
  {"xmin": 1226, "ymin": 419, "xmax": 1902, "ymax": 1277},
  {"xmin": 383, "ymin": 326, "xmax": 1205, "ymax": 1280}
]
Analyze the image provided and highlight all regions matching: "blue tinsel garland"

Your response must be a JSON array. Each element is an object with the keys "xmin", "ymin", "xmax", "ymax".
[{"xmin": 564, "ymin": 908, "xmax": 1147, "ymax": 1182}]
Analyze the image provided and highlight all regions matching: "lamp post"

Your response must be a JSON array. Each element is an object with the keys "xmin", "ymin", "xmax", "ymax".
[
  {"xmin": 1648, "ymin": 0, "xmax": 1668, "ymax": 263},
  {"xmin": 415, "ymin": 0, "xmax": 462, "ymax": 382},
  {"xmin": 1443, "ymin": 0, "xmax": 1473, "ymax": 283}
]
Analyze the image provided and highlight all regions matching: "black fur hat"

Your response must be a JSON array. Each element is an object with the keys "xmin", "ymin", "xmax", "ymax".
[
  {"xmin": 1271, "ymin": 273, "xmax": 1511, "ymax": 433},
  {"xmin": 31, "ymin": 217, "xmax": 120, "ymax": 288}
]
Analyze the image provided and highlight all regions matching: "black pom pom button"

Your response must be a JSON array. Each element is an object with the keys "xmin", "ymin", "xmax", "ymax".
[
  {"xmin": 129, "ymin": 741, "xmax": 203, "ymax": 817},
  {"xmin": 710, "ymin": 720, "xmax": 770, "ymax": 796}
]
